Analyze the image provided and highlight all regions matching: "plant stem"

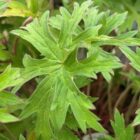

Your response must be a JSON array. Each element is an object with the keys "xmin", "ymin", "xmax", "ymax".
[
  {"xmin": 114, "ymin": 84, "xmax": 132, "ymax": 110},
  {"xmin": 107, "ymin": 83, "xmax": 113, "ymax": 119},
  {"xmin": 125, "ymin": 93, "xmax": 138, "ymax": 123},
  {"xmin": 88, "ymin": 129, "xmax": 93, "ymax": 140},
  {"xmin": 12, "ymin": 17, "xmax": 33, "ymax": 55},
  {"xmin": 49, "ymin": 0, "xmax": 54, "ymax": 14},
  {"xmin": 87, "ymin": 84, "xmax": 91, "ymax": 96}
]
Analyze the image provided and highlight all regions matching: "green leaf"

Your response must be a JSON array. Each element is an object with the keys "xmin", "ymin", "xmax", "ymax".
[
  {"xmin": 12, "ymin": 54, "xmax": 61, "ymax": 93},
  {"xmin": 100, "ymin": 12, "xmax": 127, "ymax": 34},
  {"xmin": 0, "ymin": 1, "xmax": 33, "ymax": 17},
  {"xmin": 9, "ymin": 1, "xmax": 140, "ymax": 139},
  {"xmin": 72, "ymin": 25, "xmax": 102, "ymax": 46},
  {"xmin": 120, "ymin": 46, "xmax": 140, "ymax": 71},
  {"xmin": 11, "ymin": 11, "xmax": 66, "ymax": 61},
  {"xmin": 133, "ymin": 109, "xmax": 140, "ymax": 126},
  {"xmin": 74, "ymin": 76, "xmax": 92, "ymax": 88},
  {"xmin": 25, "ymin": 0, "xmax": 39, "ymax": 14},
  {"xmin": 20, "ymin": 76, "xmax": 53, "ymax": 139},
  {"xmin": 0, "ymin": 50, "xmax": 10, "ymax": 61},
  {"xmin": 19, "ymin": 135, "xmax": 25, "ymax": 140},
  {"xmin": 0, "ymin": 0, "xmax": 8, "ymax": 10},
  {"xmin": 26, "ymin": 0, "xmax": 39, "ymax": 13},
  {"xmin": 58, "ymin": 1, "xmax": 92, "ymax": 48},
  {"xmin": 121, "ymin": 70, "xmax": 140, "ymax": 93},
  {"xmin": 66, "ymin": 48, "xmax": 122, "ymax": 81},
  {"xmin": 83, "ymin": 7, "xmax": 105, "ymax": 28},
  {"xmin": 0, "ymin": 109, "xmax": 19, "ymax": 123},
  {"xmin": 69, "ymin": 92, "xmax": 104, "ymax": 132},
  {"xmin": 0, "ymin": 91, "xmax": 23, "ymax": 107},
  {"xmin": 90, "ymin": 35, "xmax": 140, "ymax": 47},
  {"xmin": 0, "ymin": 65, "xmax": 21, "ymax": 91},
  {"xmin": 109, "ymin": 109, "xmax": 134, "ymax": 140},
  {"xmin": 57, "ymin": 128, "xmax": 78, "ymax": 140}
]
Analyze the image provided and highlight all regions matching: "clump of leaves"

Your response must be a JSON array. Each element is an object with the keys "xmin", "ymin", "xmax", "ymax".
[{"xmin": 1, "ymin": 0, "xmax": 140, "ymax": 139}]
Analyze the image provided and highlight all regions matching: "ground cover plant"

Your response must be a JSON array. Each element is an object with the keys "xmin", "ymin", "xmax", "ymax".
[{"xmin": 0, "ymin": 0, "xmax": 140, "ymax": 140}]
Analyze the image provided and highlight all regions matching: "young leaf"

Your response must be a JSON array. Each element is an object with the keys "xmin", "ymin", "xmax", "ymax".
[
  {"xmin": 0, "ymin": 65, "xmax": 21, "ymax": 91},
  {"xmin": 107, "ymin": 109, "xmax": 134, "ymax": 140},
  {"xmin": 0, "ymin": 109, "xmax": 19, "ymax": 123},
  {"xmin": 58, "ymin": 1, "xmax": 92, "ymax": 48},
  {"xmin": 133, "ymin": 109, "xmax": 140, "ymax": 126},
  {"xmin": 100, "ymin": 12, "xmax": 127, "ymax": 34}
]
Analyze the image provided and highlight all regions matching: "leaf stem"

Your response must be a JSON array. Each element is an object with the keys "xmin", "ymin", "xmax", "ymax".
[
  {"xmin": 107, "ymin": 83, "xmax": 113, "ymax": 119},
  {"xmin": 114, "ymin": 84, "xmax": 132, "ymax": 110},
  {"xmin": 125, "ymin": 93, "xmax": 138, "ymax": 123},
  {"xmin": 12, "ymin": 16, "xmax": 33, "ymax": 55}
]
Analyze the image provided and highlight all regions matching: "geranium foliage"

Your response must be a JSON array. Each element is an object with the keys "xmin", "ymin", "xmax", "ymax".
[{"xmin": 0, "ymin": 1, "xmax": 140, "ymax": 140}]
